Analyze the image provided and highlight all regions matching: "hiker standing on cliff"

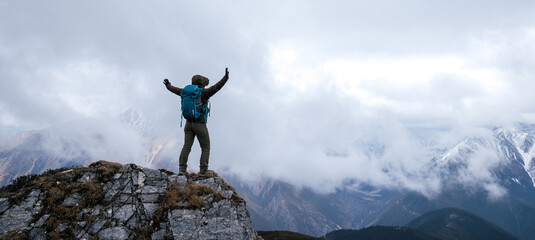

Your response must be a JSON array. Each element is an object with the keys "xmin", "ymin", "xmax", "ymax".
[{"xmin": 163, "ymin": 68, "xmax": 229, "ymax": 176}]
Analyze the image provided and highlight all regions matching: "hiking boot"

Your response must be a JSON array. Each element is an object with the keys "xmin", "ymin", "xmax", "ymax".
[
  {"xmin": 178, "ymin": 168, "xmax": 187, "ymax": 176},
  {"xmin": 199, "ymin": 168, "xmax": 208, "ymax": 177}
]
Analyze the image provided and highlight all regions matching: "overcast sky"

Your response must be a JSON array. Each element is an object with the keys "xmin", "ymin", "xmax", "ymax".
[{"xmin": 2, "ymin": 1, "xmax": 535, "ymax": 195}]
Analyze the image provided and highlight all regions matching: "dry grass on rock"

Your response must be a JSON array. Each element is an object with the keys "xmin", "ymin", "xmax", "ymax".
[
  {"xmin": 160, "ymin": 180, "xmax": 213, "ymax": 210},
  {"xmin": 0, "ymin": 229, "xmax": 29, "ymax": 240},
  {"xmin": 0, "ymin": 160, "xmax": 123, "ymax": 239},
  {"xmin": 0, "ymin": 161, "xmax": 252, "ymax": 239}
]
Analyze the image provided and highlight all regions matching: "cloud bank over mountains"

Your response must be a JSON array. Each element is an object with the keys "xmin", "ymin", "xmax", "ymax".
[{"xmin": 2, "ymin": 1, "xmax": 535, "ymax": 196}]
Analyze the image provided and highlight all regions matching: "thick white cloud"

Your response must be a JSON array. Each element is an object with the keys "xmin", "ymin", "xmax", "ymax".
[{"xmin": 1, "ymin": 0, "xmax": 535, "ymax": 195}]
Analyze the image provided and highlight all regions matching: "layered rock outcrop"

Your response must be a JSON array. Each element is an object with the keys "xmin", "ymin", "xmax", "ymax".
[{"xmin": 0, "ymin": 161, "xmax": 259, "ymax": 240}]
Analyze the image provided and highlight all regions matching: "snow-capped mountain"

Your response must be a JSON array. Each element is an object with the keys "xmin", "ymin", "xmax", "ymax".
[
  {"xmin": 431, "ymin": 125, "xmax": 535, "ymax": 204},
  {"xmin": 2, "ymin": 120, "xmax": 535, "ymax": 238},
  {"xmin": 370, "ymin": 124, "xmax": 535, "ymax": 240},
  {"xmin": 0, "ymin": 109, "xmax": 180, "ymax": 186},
  {"xmin": 0, "ymin": 130, "xmax": 91, "ymax": 186},
  {"xmin": 117, "ymin": 108, "xmax": 180, "ymax": 167},
  {"xmin": 495, "ymin": 124, "xmax": 535, "ymax": 187},
  {"xmin": 224, "ymin": 124, "xmax": 535, "ymax": 238}
]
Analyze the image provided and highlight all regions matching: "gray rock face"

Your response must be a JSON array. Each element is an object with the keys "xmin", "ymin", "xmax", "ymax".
[
  {"xmin": 78, "ymin": 171, "xmax": 96, "ymax": 183},
  {"xmin": 0, "ymin": 198, "xmax": 9, "ymax": 213},
  {"xmin": 98, "ymin": 226, "xmax": 129, "ymax": 240},
  {"xmin": 0, "ymin": 189, "xmax": 41, "ymax": 234},
  {"xmin": 61, "ymin": 192, "xmax": 81, "ymax": 207},
  {"xmin": 169, "ymin": 199, "xmax": 257, "ymax": 240},
  {"xmin": 0, "ymin": 161, "xmax": 259, "ymax": 239}
]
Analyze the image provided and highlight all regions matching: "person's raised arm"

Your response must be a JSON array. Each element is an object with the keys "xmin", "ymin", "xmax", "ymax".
[
  {"xmin": 163, "ymin": 78, "xmax": 182, "ymax": 95},
  {"xmin": 204, "ymin": 68, "xmax": 229, "ymax": 98}
]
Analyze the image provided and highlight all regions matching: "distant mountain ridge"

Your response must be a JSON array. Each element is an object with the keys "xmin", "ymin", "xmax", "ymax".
[
  {"xmin": 325, "ymin": 226, "xmax": 443, "ymax": 240},
  {"xmin": 225, "ymin": 125, "xmax": 535, "ymax": 237},
  {"xmin": 0, "ymin": 109, "xmax": 179, "ymax": 186},
  {"xmin": 0, "ymin": 130, "xmax": 90, "ymax": 186},
  {"xmin": 369, "ymin": 190, "xmax": 535, "ymax": 240},
  {"xmin": 406, "ymin": 208, "xmax": 519, "ymax": 240},
  {"xmin": 225, "ymin": 175, "xmax": 399, "ymax": 236},
  {"xmin": 430, "ymin": 128, "xmax": 535, "ymax": 204},
  {"xmin": 3, "ymin": 118, "xmax": 535, "ymax": 238},
  {"xmin": 369, "ymin": 125, "xmax": 535, "ymax": 240},
  {"xmin": 325, "ymin": 208, "xmax": 518, "ymax": 240}
]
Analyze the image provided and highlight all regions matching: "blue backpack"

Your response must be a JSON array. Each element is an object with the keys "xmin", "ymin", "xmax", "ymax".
[{"xmin": 180, "ymin": 85, "xmax": 209, "ymax": 126}]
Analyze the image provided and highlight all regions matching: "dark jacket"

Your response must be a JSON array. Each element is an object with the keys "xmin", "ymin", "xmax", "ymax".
[{"xmin": 166, "ymin": 74, "xmax": 228, "ymax": 123}]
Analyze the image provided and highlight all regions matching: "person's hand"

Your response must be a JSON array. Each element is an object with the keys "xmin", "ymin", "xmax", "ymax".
[
  {"xmin": 225, "ymin": 68, "xmax": 229, "ymax": 78},
  {"xmin": 163, "ymin": 79, "xmax": 170, "ymax": 86}
]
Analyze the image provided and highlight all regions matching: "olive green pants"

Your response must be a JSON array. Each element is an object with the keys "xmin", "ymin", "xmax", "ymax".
[{"xmin": 179, "ymin": 122, "xmax": 210, "ymax": 171}]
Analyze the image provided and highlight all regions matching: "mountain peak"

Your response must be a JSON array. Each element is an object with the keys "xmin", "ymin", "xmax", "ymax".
[
  {"xmin": 406, "ymin": 208, "xmax": 519, "ymax": 240},
  {"xmin": 0, "ymin": 161, "xmax": 259, "ymax": 239},
  {"xmin": 118, "ymin": 108, "xmax": 147, "ymax": 132}
]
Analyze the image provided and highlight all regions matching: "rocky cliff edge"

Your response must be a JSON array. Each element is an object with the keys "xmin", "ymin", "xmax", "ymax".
[{"xmin": 0, "ymin": 160, "xmax": 260, "ymax": 240}]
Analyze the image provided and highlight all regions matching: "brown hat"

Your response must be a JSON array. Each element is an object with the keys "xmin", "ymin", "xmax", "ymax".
[{"xmin": 192, "ymin": 75, "xmax": 209, "ymax": 88}]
